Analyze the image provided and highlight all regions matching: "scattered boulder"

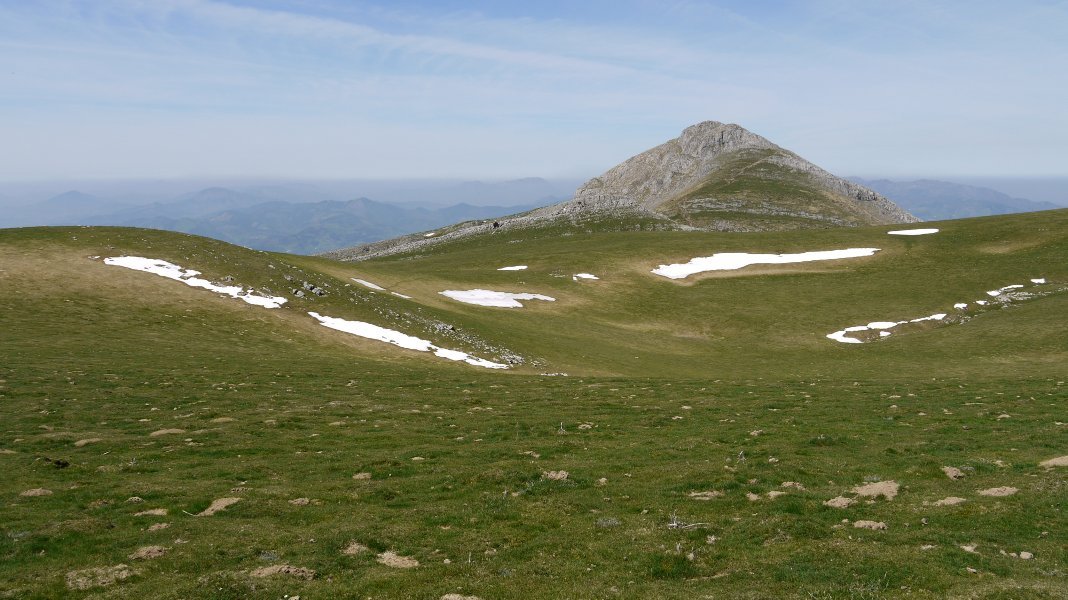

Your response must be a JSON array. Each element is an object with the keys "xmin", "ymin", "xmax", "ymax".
[
  {"xmin": 854, "ymin": 520, "xmax": 887, "ymax": 530},
  {"xmin": 542, "ymin": 470, "xmax": 569, "ymax": 481},
  {"xmin": 942, "ymin": 466, "xmax": 965, "ymax": 480}
]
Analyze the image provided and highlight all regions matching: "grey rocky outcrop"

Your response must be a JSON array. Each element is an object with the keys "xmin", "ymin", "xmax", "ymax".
[{"xmin": 325, "ymin": 121, "xmax": 917, "ymax": 261}]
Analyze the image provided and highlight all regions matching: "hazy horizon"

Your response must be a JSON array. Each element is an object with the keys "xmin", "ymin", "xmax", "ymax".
[{"xmin": 1, "ymin": 1, "xmax": 1066, "ymax": 182}]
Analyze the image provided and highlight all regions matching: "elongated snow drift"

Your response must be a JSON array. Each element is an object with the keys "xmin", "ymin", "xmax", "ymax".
[{"xmin": 104, "ymin": 256, "xmax": 286, "ymax": 308}]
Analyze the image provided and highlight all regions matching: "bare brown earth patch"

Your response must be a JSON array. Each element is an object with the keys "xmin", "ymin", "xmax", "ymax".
[
  {"xmin": 852, "ymin": 480, "xmax": 899, "ymax": 500},
  {"xmin": 342, "ymin": 541, "xmax": 369, "ymax": 555},
  {"xmin": 854, "ymin": 520, "xmax": 887, "ymax": 530},
  {"xmin": 542, "ymin": 470, "xmax": 569, "ymax": 481},
  {"xmin": 147, "ymin": 523, "xmax": 170, "ymax": 531},
  {"xmin": 128, "ymin": 546, "xmax": 167, "ymax": 560},
  {"xmin": 823, "ymin": 496, "xmax": 854, "ymax": 508},
  {"xmin": 249, "ymin": 565, "xmax": 316, "ymax": 580},
  {"xmin": 377, "ymin": 551, "xmax": 419, "ymax": 568},
  {"xmin": 689, "ymin": 490, "xmax": 724, "ymax": 500},
  {"xmin": 942, "ymin": 466, "xmax": 965, "ymax": 480},
  {"xmin": 66, "ymin": 565, "xmax": 135, "ymax": 590},
  {"xmin": 74, "ymin": 438, "xmax": 102, "ymax": 447},
  {"xmin": 1039, "ymin": 455, "xmax": 1068, "ymax": 468},
  {"xmin": 20, "ymin": 488, "xmax": 53, "ymax": 497},
  {"xmin": 930, "ymin": 497, "xmax": 967, "ymax": 507},
  {"xmin": 978, "ymin": 486, "xmax": 1017, "ymax": 497},
  {"xmin": 210, "ymin": 417, "xmax": 235, "ymax": 424},
  {"xmin": 196, "ymin": 497, "xmax": 241, "ymax": 516},
  {"xmin": 149, "ymin": 428, "xmax": 185, "ymax": 437},
  {"xmin": 135, "ymin": 508, "xmax": 168, "ymax": 517}
]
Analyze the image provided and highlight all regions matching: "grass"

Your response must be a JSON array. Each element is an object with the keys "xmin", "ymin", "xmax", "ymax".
[{"xmin": 1, "ymin": 212, "xmax": 1067, "ymax": 598}]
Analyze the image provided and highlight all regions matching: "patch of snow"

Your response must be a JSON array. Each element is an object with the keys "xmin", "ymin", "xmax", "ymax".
[
  {"xmin": 439, "ymin": 289, "xmax": 555, "ymax": 308},
  {"xmin": 888, "ymin": 228, "xmax": 939, "ymax": 236},
  {"xmin": 104, "ymin": 257, "xmax": 286, "ymax": 308},
  {"xmin": 353, "ymin": 278, "xmax": 385, "ymax": 291},
  {"xmin": 976, "ymin": 300, "xmax": 988, "ymax": 305},
  {"xmin": 497, "ymin": 265, "xmax": 528, "ymax": 271},
  {"xmin": 573, "ymin": 273, "xmax": 599, "ymax": 281},
  {"xmin": 423, "ymin": 232, "xmax": 436, "ymax": 237},
  {"xmin": 652, "ymin": 248, "xmax": 880, "ymax": 279},
  {"xmin": 308, "ymin": 312, "xmax": 507, "ymax": 369},
  {"xmin": 1031, "ymin": 278, "xmax": 1046, "ymax": 284},
  {"xmin": 954, "ymin": 303, "xmax": 968, "ymax": 309},
  {"xmin": 987, "ymin": 284, "xmax": 1023, "ymax": 297},
  {"xmin": 391, "ymin": 292, "xmax": 412, "ymax": 299},
  {"xmin": 827, "ymin": 313, "xmax": 946, "ymax": 344}
]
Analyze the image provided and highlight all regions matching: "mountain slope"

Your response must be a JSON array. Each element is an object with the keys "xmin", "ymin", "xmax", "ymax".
[
  {"xmin": 853, "ymin": 177, "xmax": 1063, "ymax": 220},
  {"xmin": 328, "ymin": 121, "xmax": 917, "ymax": 261},
  {"xmin": 2, "ymin": 211, "xmax": 1067, "ymax": 598}
]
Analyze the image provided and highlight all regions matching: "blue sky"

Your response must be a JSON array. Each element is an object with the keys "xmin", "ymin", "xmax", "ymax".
[{"xmin": 1, "ymin": 0, "xmax": 1066, "ymax": 181}]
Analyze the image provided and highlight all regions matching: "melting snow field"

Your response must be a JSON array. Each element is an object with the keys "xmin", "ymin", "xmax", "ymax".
[
  {"xmin": 498, "ymin": 265, "xmax": 528, "ymax": 271},
  {"xmin": 353, "ymin": 278, "xmax": 385, "ymax": 291},
  {"xmin": 652, "ymin": 248, "xmax": 880, "ymax": 279},
  {"xmin": 573, "ymin": 273, "xmax": 599, "ymax": 281},
  {"xmin": 887, "ymin": 228, "xmax": 940, "ymax": 236},
  {"xmin": 440, "ymin": 289, "xmax": 556, "ymax": 308},
  {"xmin": 827, "ymin": 314, "xmax": 948, "ymax": 344},
  {"xmin": 828, "ymin": 277, "xmax": 1052, "ymax": 343},
  {"xmin": 104, "ymin": 257, "xmax": 286, "ymax": 308},
  {"xmin": 308, "ymin": 312, "xmax": 507, "ymax": 369}
]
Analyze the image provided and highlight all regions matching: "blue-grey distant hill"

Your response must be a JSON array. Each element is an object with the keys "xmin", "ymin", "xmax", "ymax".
[
  {"xmin": 97, "ymin": 195, "xmax": 536, "ymax": 254},
  {"xmin": 850, "ymin": 178, "xmax": 1061, "ymax": 220}
]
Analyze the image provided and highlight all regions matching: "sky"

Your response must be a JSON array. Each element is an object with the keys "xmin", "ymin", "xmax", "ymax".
[{"xmin": 1, "ymin": 0, "xmax": 1066, "ymax": 182}]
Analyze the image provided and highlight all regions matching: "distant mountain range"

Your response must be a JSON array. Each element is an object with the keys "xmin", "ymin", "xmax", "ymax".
[
  {"xmin": 849, "ymin": 178, "xmax": 1062, "ymax": 220},
  {"xmin": 0, "ymin": 180, "xmax": 562, "ymax": 254}
]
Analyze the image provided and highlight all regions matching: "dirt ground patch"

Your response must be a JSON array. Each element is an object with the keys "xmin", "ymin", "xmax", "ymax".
[
  {"xmin": 930, "ymin": 496, "xmax": 967, "ymax": 506},
  {"xmin": 343, "ymin": 541, "xmax": 369, "ymax": 555},
  {"xmin": 19, "ymin": 488, "xmax": 53, "ymax": 497},
  {"xmin": 66, "ymin": 565, "xmax": 135, "ymax": 590},
  {"xmin": 377, "ymin": 551, "xmax": 419, "ymax": 568},
  {"xmin": 1039, "ymin": 455, "xmax": 1068, "ymax": 468},
  {"xmin": 823, "ymin": 496, "xmax": 854, "ymax": 508},
  {"xmin": 135, "ymin": 508, "xmax": 168, "ymax": 516},
  {"xmin": 249, "ymin": 565, "xmax": 316, "ymax": 580},
  {"xmin": 978, "ymin": 486, "xmax": 1018, "ymax": 497},
  {"xmin": 942, "ymin": 466, "xmax": 965, "ymax": 480},
  {"xmin": 74, "ymin": 438, "xmax": 103, "ymax": 447},
  {"xmin": 149, "ymin": 428, "xmax": 185, "ymax": 437},
  {"xmin": 129, "ymin": 546, "xmax": 167, "ymax": 560},
  {"xmin": 854, "ymin": 520, "xmax": 887, "ymax": 530},
  {"xmin": 196, "ymin": 497, "xmax": 241, "ymax": 516},
  {"xmin": 852, "ymin": 480, "xmax": 899, "ymax": 500}
]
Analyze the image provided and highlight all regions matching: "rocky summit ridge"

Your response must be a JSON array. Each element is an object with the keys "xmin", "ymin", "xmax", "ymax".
[{"xmin": 326, "ymin": 121, "xmax": 918, "ymax": 261}]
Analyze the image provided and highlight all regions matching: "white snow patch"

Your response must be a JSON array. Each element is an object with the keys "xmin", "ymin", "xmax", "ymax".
[
  {"xmin": 104, "ymin": 257, "xmax": 286, "ymax": 308},
  {"xmin": 439, "ymin": 289, "xmax": 555, "ymax": 308},
  {"xmin": 976, "ymin": 300, "xmax": 988, "ymax": 305},
  {"xmin": 353, "ymin": 278, "xmax": 385, "ymax": 291},
  {"xmin": 1031, "ymin": 278, "xmax": 1046, "ymax": 284},
  {"xmin": 308, "ymin": 312, "xmax": 507, "ymax": 369},
  {"xmin": 497, "ymin": 265, "xmax": 528, "ymax": 271},
  {"xmin": 391, "ymin": 292, "xmax": 412, "ymax": 299},
  {"xmin": 573, "ymin": 273, "xmax": 599, "ymax": 281},
  {"xmin": 954, "ymin": 303, "xmax": 968, "ymax": 309},
  {"xmin": 652, "ymin": 248, "xmax": 879, "ymax": 279},
  {"xmin": 827, "ymin": 313, "xmax": 947, "ymax": 344},
  {"xmin": 987, "ymin": 284, "xmax": 1024, "ymax": 297},
  {"xmin": 423, "ymin": 232, "xmax": 436, "ymax": 237},
  {"xmin": 888, "ymin": 228, "xmax": 939, "ymax": 236}
]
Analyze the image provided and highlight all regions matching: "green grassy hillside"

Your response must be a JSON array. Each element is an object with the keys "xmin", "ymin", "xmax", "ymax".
[{"xmin": 1, "ymin": 212, "xmax": 1066, "ymax": 598}]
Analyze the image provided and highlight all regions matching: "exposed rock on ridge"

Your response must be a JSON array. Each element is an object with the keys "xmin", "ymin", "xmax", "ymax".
[{"xmin": 325, "ymin": 121, "xmax": 917, "ymax": 261}]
